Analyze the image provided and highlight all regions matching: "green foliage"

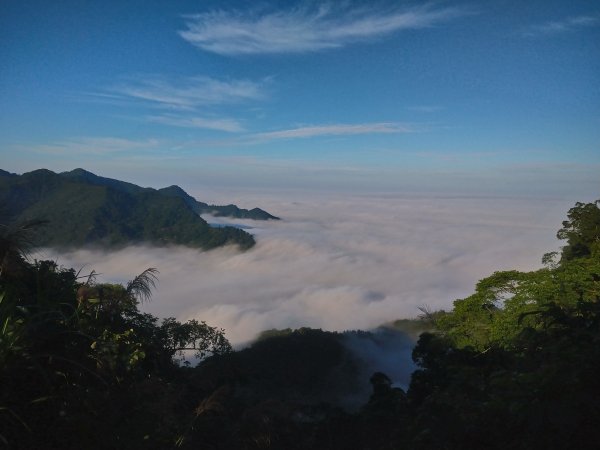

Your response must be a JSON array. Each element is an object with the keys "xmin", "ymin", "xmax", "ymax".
[
  {"xmin": 557, "ymin": 199, "xmax": 600, "ymax": 261},
  {"xmin": 402, "ymin": 198, "xmax": 600, "ymax": 449},
  {"xmin": 406, "ymin": 293, "xmax": 600, "ymax": 449},
  {"xmin": 0, "ymin": 252, "xmax": 232, "ymax": 449},
  {"xmin": 159, "ymin": 317, "xmax": 232, "ymax": 361},
  {"xmin": 90, "ymin": 328, "xmax": 147, "ymax": 379},
  {"xmin": 436, "ymin": 225, "xmax": 600, "ymax": 352},
  {"xmin": 159, "ymin": 184, "xmax": 280, "ymax": 220}
]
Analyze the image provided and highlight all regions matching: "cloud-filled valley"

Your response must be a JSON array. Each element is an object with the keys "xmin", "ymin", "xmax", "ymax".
[{"xmin": 40, "ymin": 192, "xmax": 572, "ymax": 346}]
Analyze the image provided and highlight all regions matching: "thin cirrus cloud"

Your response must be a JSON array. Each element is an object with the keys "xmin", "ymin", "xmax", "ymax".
[
  {"xmin": 27, "ymin": 137, "xmax": 161, "ymax": 156},
  {"xmin": 521, "ymin": 14, "xmax": 599, "ymax": 36},
  {"xmin": 108, "ymin": 75, "xmax": 267, "ymax": 110},
  {"xmin": 251, "ymin": 122, "xmax": 415, "ymax": 141},
  {"xmin": 147, "ymin": 114, "xmax": 246, "ymax": 133},
  {"xmin": 179, "ymin": 3, "xmax": 468, "ymax": 55},
  {"xmin": 97, "ymin": 75, "xmax": 268, "ymax": 133}
]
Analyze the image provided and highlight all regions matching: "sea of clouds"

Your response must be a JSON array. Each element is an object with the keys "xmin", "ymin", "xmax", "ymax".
[{"xmin": 40, "ymin": 191, "xmax": 573, "ymax": 347}]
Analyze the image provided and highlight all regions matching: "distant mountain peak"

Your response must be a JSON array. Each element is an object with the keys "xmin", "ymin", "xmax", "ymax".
[
  {"xmin": 161, "ymin": 185, "xmax": 187, "ymax": 194},
  {"xmin": 58, "ymin": 169, "xmax": 280, "ymax": 220},
  {"xmin": 64, "ymin": 168, "xmax": 92, "ymax": 175},
  {"xmin": 158, "ymin": 183, "xmax": 280, "ymax": 221}
]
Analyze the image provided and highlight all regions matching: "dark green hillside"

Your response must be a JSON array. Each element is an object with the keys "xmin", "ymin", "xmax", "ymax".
[
  {"xmin": 158, "ymin": 184, "xmax": 206, "ymax": 212},
  {"xmin": 61, "ymin": 167, "xmax": 149, "ymax": 195},
  {"xmin": 204, "ymin": 204, "xmax": 279, "ymax": 221},
  {"xmin": 158, "ymin": 184, "xmax": 280, "ymax": 220},
  {"xmin": 194, "ymin": 328, "xmax": 363, "ymax": 407},
  {"xmin": 58, "ymin": 168, "xmax": 279, "ymax": 220},
  {"xmin": 0, "ymin": 169, "xmax": 16, "ymax": 178},
  {"xmin": 0, "ymin": 169, "xmax": 255, "ymax": 250}
]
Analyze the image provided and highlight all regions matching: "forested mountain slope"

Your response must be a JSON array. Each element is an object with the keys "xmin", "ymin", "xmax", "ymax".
[
  {"xmin": 0, "ymin": 169, "xmax": 268, "ymax": 250},
  {"xmin": 61, "ymin": 168, "xmax": 279, "ymax": 220}
]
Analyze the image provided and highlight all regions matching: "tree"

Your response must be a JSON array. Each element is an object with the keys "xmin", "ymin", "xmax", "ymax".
[
  {"xmin": 159, "ymin": 317, "xmax": 232, "ymax": 362},
  {"xmin": 557, "ymin": 199, "xmax": 600, "ymax": 261}
]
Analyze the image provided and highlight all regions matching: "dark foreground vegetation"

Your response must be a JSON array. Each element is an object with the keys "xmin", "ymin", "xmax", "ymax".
[{"xmin": 1, "ymin": 199, "xmax": 599, "ymax": 449}]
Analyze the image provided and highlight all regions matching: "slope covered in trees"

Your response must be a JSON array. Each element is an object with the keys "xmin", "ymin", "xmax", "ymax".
[
  {"xmin": 402, "ymin": 199, "xmax": 600, "ymax": 450},
  {"xmin": 158, "ymin": 184, "xmax": 279, "ymax": 221},
  {"xmin": 59, "ymin": 168, "xmax": 279, "ymax": 220},
  {"xmin": 0, "ymin": 169, "xmax": 261, "ymax": 250},
  {"xmin": 1, "ymin": 199, "xmax": 598, "ymax": 449}
]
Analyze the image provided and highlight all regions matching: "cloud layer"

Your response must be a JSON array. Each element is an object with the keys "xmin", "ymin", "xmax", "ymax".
[
  {"xmin": 179, "ymin": 4, "xmax": 466, "ymax": 55},
  {"xmin": 252, "ymin": 122, "xmax": 414, "ymax": 141},
  {"xmin": 43, "ymin": 192, "xmax": 570, "ymax": 345}
]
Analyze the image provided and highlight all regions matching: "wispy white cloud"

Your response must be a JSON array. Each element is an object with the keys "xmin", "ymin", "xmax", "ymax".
[
  {"xmin": 179, "ymin": 3, "xmax": 468, "ymax": 55},
  {"xmin": 252, "ymin": 122, "xmax": 414, "ymax": 141},
  {"xmin": 521, "ymin": 14, "xmax": 599, "ymax": 36},
  {"xmin": 147, "ymin": 114, "xmax": 245, "ymax": 133},
  {"xmin": 144, "ymin": 122, "xmax": 421, "ymax": 148},
  {"xmin": 96, "ymin": 75, "xmax": 267, "ymax": 133},
  {"xmin": 108, "ymin": 75, "xmax": 267, "ymax": 110},
  {"xmin": 27, "ymin": 137, "xmax": 162, "ymax": 156}
]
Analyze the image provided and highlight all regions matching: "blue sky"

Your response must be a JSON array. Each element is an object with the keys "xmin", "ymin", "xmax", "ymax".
[{"xmin": 1, "ymin": 0, "xmax": 599, "ymax": 196}]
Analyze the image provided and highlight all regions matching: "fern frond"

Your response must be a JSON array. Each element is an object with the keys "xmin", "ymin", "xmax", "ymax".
[{"xmin": 126, "ymin": 268, "xmax": 159, "ymax": 303}]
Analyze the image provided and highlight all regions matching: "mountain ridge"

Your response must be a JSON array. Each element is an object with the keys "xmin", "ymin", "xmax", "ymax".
[
  {"xmin": 0, "ymin": 168, "xmax": 276, "ymax": 250},
  {"xmin": 63, "ymin": 168, "xmax": 280, "ymax": 220}
]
